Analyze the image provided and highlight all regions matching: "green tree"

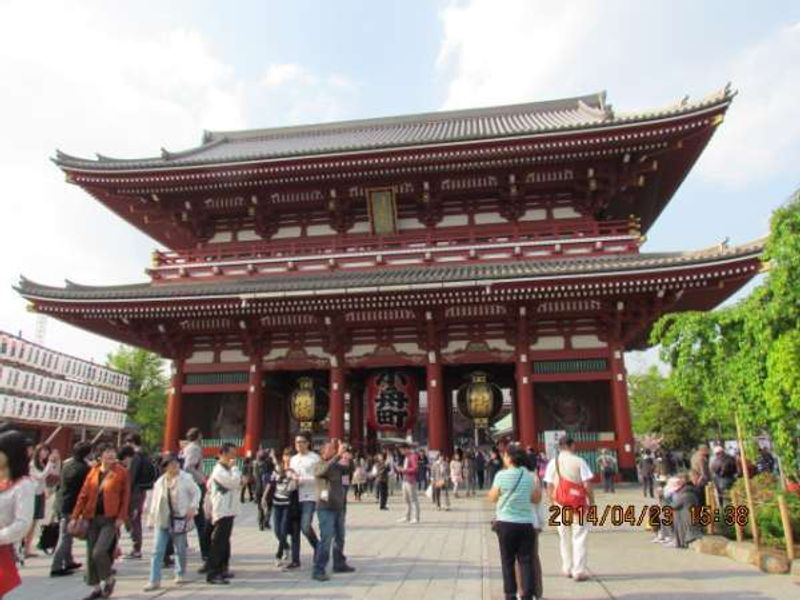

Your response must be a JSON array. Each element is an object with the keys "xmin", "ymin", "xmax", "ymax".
[
  {"xmin": 628, "ymin": 366, "xmax": 706, "ymax": 451},
  {"xmin": 650, "ymin": 190, "xmax": 800, "ymax": 473},
  {"xmin": 107, "ymin": 346, "xmax": 168, "ymax": 451}
]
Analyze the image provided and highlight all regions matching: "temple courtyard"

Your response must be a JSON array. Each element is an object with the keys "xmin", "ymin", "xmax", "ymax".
[{"xmin": 8, "ymin": 485, "xmax": 799, "ymax": 600}]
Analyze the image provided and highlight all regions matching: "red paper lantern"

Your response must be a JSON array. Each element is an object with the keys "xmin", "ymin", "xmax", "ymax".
[{"xmin": 366, "ymin": 370, "xmax": 418, "ymax": 433}]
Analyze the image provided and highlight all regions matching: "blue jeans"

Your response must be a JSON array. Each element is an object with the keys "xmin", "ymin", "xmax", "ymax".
[
  {"xmin": 299, "ymin": 501, "xmax": 319, "ymax": 551},
  {"xmin": 273, "ymin": 505, "xmax": 299, "ymax": 562},
  {"xmin": 314, "ymin": 508, "xmax": 346, "ymax": 576},
  {"xmin": 149, "ymin": 527, "xmax": 187, "ymax": 584}
]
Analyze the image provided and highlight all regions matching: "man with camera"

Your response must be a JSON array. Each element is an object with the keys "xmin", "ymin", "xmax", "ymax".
[{"xmin": 312, "ymin": 438, "xmax": 356, "ymax": 582}]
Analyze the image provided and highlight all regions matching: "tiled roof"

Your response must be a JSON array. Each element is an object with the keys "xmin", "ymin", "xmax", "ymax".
[
  {"xmin": 17, "ymin": 238, "xmax": 763, "ymax": 303},
  {"xmin": 53, "ymin": 87, "xmax": 733, "ymax": 171}
]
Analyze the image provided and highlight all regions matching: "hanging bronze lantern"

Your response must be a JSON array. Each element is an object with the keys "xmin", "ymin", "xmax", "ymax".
[
  {"xmin": 289, "ymin": 377, "xmax": 329, "ymax": 431},
  {"xmin": 456, "ymin": 371, "xmax": 503, "ymax": 428}
]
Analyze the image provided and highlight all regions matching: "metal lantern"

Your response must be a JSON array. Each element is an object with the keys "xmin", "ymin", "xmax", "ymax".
[
  {"xmin": 289, "ymin": 377, "xmax": 328, "ymax": 430},
  {"xmin": 456, "ymin": 371, "xmax": 503, "ymax": 428}
]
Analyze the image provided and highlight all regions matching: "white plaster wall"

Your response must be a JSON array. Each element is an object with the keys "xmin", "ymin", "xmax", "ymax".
[
  {"xmin": 519, "ymin": 208, "xmax": 547, "ymax": 221},
  {"xmin": 530, "ymin": 336, "xmax": 565, "ymax": 350},
  {"xmin": 220, "ymin": 349, "xmax": 248, "ymax": 362},
  {"xmin": 208, "ymin": 231, "xmax": 233, "ymax": 243},
  {"xmin": 307, "ymin": 224, "xmax": 337, "ymax": 236},
  {"xmin": 238, "ymin": 229, "xmax": 261, "ymax": 241},
  {"xmin": 441, "ymin": 215, "xmax": 469, "ymax": 227},
  {"xmin": 273, "ymin": 226, "xmax": 302, "ymax": 239},
  {"xmin": 186, "ymin": 351, "xmax": 214, "ymax": 364},
  {"xmin": 397, "ymin": 218, "xmax": 425, "ymax": 230},
  {"xmin": 350, "ymin": 221, "xmax": 371, "ymax": 234},
  {"xmin": 475, "ymin": 212, "xmax": 506, "ymax": 224},
  {"xmin": 571, "ymin": 335, "xmax": 607, "ymax": 349},
  {"xmin": 347, "ymin": 344, "xmax": 377, "ymax": 358},
  {"xmin": 552, "ymin": 206, "xmax": 581, "ymax": 219}
]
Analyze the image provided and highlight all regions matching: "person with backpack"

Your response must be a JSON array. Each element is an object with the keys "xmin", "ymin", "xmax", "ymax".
[
  {"xmin": 120, "ymin": 434, "xmax": 156, "ymax": 559},
  {"xmin": 543, "ymin": 436, "xmax": 594, "ymax": 582}
]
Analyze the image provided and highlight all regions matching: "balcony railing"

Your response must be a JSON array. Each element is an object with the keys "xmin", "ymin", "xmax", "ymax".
[{"xmin": 152, "ymin": 218, "xmax": 636, "ymax": 268}]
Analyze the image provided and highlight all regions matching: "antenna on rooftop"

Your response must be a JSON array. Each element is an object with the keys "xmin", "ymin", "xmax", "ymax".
[{"xmin": 35, "ymin": 314, "xmax": 48, "ymax": 345}]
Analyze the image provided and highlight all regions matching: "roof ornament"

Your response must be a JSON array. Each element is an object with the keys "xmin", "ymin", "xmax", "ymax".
[{"xmin": 160, "ymin": 147, "xmax": 172, "ymax": 160}]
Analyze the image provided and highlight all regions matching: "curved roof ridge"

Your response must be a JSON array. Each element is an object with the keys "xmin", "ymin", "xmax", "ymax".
[
  {"xmin": 51, "ymin": 87, "xmax": 734, "ymax": 170},
  {"xmin": 204, "ymin": 91, "xmax": 608, "ymax": 144}
]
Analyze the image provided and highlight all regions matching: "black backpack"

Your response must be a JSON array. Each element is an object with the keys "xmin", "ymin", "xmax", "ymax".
[{"xmin": 137, "ymin": 454, "xmax": 158, "ymax": 490}]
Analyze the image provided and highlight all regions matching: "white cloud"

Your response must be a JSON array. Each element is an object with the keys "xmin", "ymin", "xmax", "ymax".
[
  {"xmin": 0, "ymin": 0, "xmax": 247, "ymax": 361},
  {"xmin": 437, "ymin": 0, "xmax": 602, "ymax": 109},
  {"xmin": 696, "ymin": 22, "xmax": 800, "ymax": 187},
  {"xmin": 436, "ymin": 1, "xmax": 800, "ymax": 189},
  {"xmin": 256, "ymin": 63, "xmax": 359, "ymax": 126}
]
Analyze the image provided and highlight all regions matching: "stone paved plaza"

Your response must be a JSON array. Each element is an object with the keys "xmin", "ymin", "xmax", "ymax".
[{"xmin": 8, "ymin": 485, "xmax": 799, "ymax": 600}]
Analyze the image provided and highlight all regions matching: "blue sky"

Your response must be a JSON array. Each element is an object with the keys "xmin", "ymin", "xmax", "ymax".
[{"xmin": 0, "ymin": 0, "xmax": 798, "ymax": 369}]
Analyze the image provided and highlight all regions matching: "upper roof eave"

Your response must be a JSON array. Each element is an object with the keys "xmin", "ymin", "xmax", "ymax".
[{"xmin": 51, "ymin": 86, "xmax": 734, "ymax": 174}]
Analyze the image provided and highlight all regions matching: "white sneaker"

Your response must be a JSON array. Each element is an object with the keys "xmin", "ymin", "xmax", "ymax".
[
  {"xmin": 410, "ymin": 518, "xmax": 419, "ymax": 524},
  {"xmin": 396, "ymin": 517, "xmax": 409, "ymax": 523},
  {"xmin": 143, "ymin": 582, "xmax": 161, "ymax": 592},
  {"xmin": 174, "ymin": 576, "xmax": 191, "ymax": 585},
  {"xmin": 651, "ymin": 535, "xmax": 664, "ymax": 543}
]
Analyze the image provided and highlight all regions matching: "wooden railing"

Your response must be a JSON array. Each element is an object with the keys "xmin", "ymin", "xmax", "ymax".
[{"xmin": 152, "ymin": 218, "xmax": 635, "ymax": 268}]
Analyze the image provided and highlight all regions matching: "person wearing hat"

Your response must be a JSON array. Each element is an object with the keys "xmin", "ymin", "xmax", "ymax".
[{"xmin": 143, "ymin": 453, "xmax": 201, "ymax": 592}]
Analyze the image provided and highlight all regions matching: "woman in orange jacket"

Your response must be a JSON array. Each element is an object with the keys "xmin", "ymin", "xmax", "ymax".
[{"xmin": 71, "ymin": 443, "xmax": 130, "ymax": 600}]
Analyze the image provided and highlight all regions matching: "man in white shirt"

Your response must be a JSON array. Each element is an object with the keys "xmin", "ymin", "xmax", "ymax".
[
  {"xmin": 543, "ymin": 436, "xmax": 594, "ymax": 581},
  {"xmin": 288, "ymin": 431, "xmax": 320, "ymax": 568}
]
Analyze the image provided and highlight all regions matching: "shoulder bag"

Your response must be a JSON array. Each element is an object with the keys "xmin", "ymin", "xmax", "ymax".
[
  {"xmin": 490, "ymin": 469, "xmax": 524, "ymax": 532},
  {"xmin": 553, "ymin": 454, "xmax": 588, "ymax": 509},
  {"xmin": 166, "ymin": 483, "xmax": 190, "ymax": 535}
]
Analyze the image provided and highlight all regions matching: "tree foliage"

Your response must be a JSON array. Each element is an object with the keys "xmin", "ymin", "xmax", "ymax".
[
  {"xmin": 628, "ymin": 366, "xmax": 706, "ymax": 451},
  {"xmin": 106, "ymin": 346, "xmax": 168, "ymax": 451},
  {"xmin": 650, "ymin": 191, "xmax": 800, "ymax": 473}
]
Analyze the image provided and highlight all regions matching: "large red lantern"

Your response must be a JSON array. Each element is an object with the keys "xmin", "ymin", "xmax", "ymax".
[{"xmin": 366, "ymin": 370, "xmax": 418, "ymax": 433}]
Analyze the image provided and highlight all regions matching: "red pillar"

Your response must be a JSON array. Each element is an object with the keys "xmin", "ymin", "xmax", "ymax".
[
  {"xmin": 163, "ymin": 359, "xmax": 184, "ymax": 453},
  {"xmin": 426, "ymin": 352, "xmax": 448, "ymax": 452},
  {"xmin": 244, "ymin": 354, "xmax": 264, "ymax": 457},
  {"xmin": 610, "ymin": 343, "xmax": 635, "ymax": 474},
  {"xmin": 515, "ymin": 306, "xmax": 536, "ymax": 448},
  {"xmin": 277, "ymin": 392, "xmax": 289, "ymax": 450},
  {"xmin": 349, "ymin": 384, "xmax": 364, "ymax": 450},
  {"xmin": 329, "ymin": 357, "xmax": 346, "ymax": 440},
  {"xmin": 515, "ymin": 351, "xmax": 537, "ymax": 448}
]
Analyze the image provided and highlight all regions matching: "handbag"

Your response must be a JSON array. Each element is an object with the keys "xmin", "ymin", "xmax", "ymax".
[
  {"xmin": 67, "ymin": 517, "xmax": 89, "ymax": 540},
  {"xmin": 37, "ymin": 521, "xmax": 60, "ymax": 554},
  {"xmin": 490, "ymin": 470, "xmax": 524, "ymax": 533},
  {"xmin": 425, "ymin": 484, "xmax": 433, "ymax": 500},
  {"xmin": 553, "ymin": 453, "xmax": 588, "ymax": 509},
  {"xmin": 166, "ymin": 484, "xmax": 190, "ymax": 535}
]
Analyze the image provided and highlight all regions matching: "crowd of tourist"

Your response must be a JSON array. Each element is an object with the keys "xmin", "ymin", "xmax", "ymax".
[{"xmin": 3, "ymin": 416, "xmax": 786, "ymax": 600}]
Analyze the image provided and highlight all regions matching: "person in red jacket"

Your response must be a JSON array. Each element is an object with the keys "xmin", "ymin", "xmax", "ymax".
[{"xmin": 71, "ymin": 443, "xmax": 130, "ymax": 600}]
